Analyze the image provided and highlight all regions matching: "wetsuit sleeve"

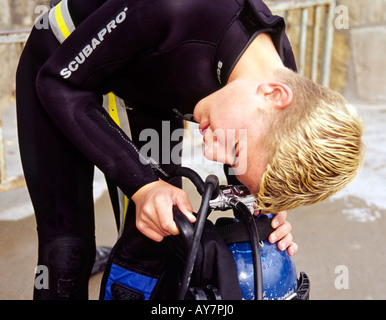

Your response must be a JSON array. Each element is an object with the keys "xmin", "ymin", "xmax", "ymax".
[{"xmin": 36, "ymin": 0, "xmax": 168, "ymax": 197}]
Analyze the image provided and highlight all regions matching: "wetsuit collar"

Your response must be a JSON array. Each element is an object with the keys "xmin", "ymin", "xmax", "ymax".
[{"xmin": 214, "ymin": 0, "xmax": 285, "ymax": 85}]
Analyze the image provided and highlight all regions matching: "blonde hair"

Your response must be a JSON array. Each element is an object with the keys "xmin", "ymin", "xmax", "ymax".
[{"xmin": 255, "ymin": 68, "xmax": 365, "ymax": 213}]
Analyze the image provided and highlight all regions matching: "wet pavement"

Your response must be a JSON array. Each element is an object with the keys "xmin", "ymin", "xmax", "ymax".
[{"xmin": 0, "ymin": 99, "xmax": 385, "ymax": 300}]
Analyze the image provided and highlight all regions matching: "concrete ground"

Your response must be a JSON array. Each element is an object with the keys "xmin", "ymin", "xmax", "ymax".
[{"xmin": 0, "ymin": 99, "xmax": 385, "ymax": 300}]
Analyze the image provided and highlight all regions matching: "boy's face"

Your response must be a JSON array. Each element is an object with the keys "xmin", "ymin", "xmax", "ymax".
[{"xmin": 193, "ymin": 79, "xmax": 270, "ymax": 193}]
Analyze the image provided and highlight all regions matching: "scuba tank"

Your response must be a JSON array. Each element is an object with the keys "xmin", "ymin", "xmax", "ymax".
[
  {"xmin": 229, "ymin": 237, "xmax": 298, "ymax": 300},
  {"xmin": 211, "ymin": 186, "xmax": 310, "ymax": 300},
  {"xmin": 225, "ymin": 217, "xmax": 308, "ymax": 300}
]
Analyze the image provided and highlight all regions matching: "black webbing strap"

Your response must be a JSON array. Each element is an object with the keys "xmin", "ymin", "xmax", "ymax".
[{"xmin": 216, "ymin": 215, "xmax": 274, "ymax": 245}]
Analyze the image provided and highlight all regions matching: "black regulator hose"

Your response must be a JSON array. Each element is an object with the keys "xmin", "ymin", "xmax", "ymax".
[
  {"xmin": 176, "ymin": 175, "xmax": 219, "ymax": 300},
  {"xmin": 229, "ymin": 199, "xmax": 263, "ymax": 300},
  {"xmin": 170, "ymin": 166, "xmax": 206, "ymax": 195}
]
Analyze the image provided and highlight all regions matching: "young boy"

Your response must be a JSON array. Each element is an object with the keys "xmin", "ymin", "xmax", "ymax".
[{"xmin": 17, "ymin": 0, "xmax": 363, "ymax": 299}]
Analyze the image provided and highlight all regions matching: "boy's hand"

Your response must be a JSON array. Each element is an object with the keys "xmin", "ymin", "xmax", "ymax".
[
  {"xmin": 131, "ymin": 179, "xmax": 196, "ymax": 242},
  {"xmin": 267, "ymin": 211, "xmax": 298, "ymax": 256}
]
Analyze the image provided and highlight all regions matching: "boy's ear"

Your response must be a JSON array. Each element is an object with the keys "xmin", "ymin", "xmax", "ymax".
[{"xmin": 257, "ymin": 82, "xmax": 293, "ymax": 109}]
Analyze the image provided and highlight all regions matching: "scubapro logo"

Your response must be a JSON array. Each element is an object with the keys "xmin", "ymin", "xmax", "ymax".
[
  {"xmin": 60, "ymin": 7, "xmax": 128, "ymax": 79},
  {"xmin": 216, "ymin": 60, "xmax": 223, "ymax": 84}
]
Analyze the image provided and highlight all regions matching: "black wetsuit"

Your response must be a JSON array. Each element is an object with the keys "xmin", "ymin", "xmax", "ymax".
[{"xmin": 16, "ymin": 0, "xmax": 296, "ymax": 299}]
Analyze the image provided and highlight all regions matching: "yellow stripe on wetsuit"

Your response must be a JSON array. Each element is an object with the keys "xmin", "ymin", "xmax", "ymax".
[
  {"xmin": 107, "ymin": 92, "xmax": 121, "ymax": 127},
  {"xmin": 54, "ymin": 2, "xmax": 71, "ymax": 39},
  {"xmin": 107, "ymin": 93, "xmax": 129, "ymax": 231},
  {"xmin": 49, "ymin": 0, "xmax": 75, "ymax": 43}
]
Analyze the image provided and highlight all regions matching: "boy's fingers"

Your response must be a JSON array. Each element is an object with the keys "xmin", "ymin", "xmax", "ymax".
[
  {"xmin": 136, "ymin": 222, "xmax": 165, "ymax": 242},
  {"xmin": 276, "ymin": 233, "xmax": 293, "ymax": 250},
  {"xmin": 287, "ymin": 242, "xmax": 298, "ymax": 256},
  {"xmin": 271, "ymin": 210, "xmax": 287, "ymax": 228},
  {"xmin": 176, "ymin": 192, "xmax": 196, "ymax": 223},
  {"xmin": 155, "ymin": 201, "xmax": 180, "ymax": 236},
  {"xmin": 270, "ymin": 221, "xmax": 292, "ymax": 243}
]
